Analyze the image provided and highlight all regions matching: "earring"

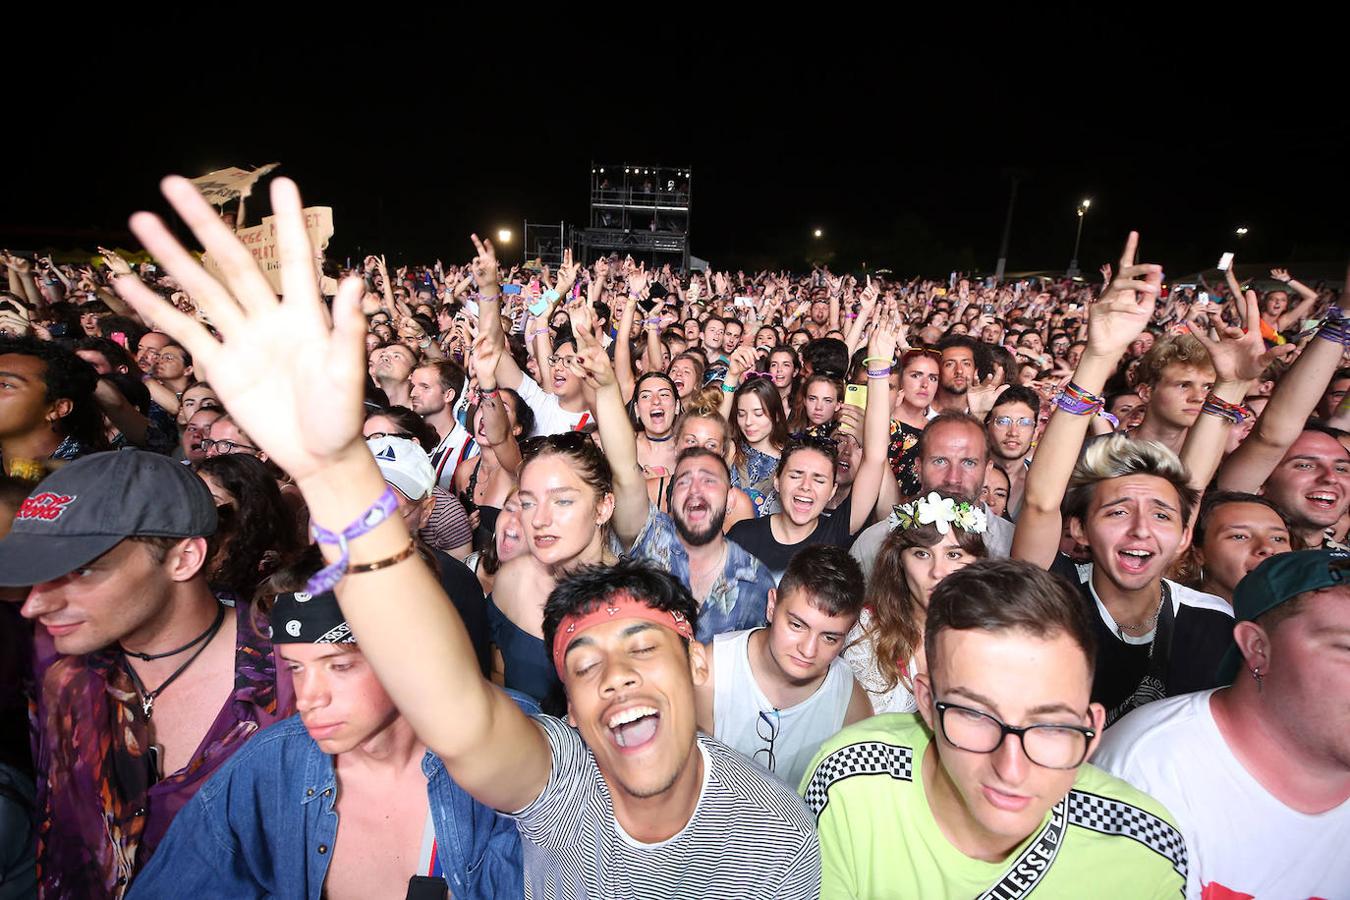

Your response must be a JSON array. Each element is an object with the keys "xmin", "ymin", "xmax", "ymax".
[{"xmin": 1251, "ymin": 666, "xmax": 1263, "ymax": 693}]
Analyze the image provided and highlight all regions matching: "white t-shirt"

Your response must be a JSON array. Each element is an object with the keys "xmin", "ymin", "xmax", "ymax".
[
  {"xmin": 508, "ymin": 714, "xmax": 819, "ymax": 899},
  {"xmin": 1094, "ymin": 689, "xmax": 1350, "ymax": 900},
  {"xmin": 515, "ymin": 375, "xmax": 592, "ymax": 437}
]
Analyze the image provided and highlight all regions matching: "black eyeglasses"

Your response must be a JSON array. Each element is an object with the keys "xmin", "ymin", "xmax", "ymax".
[
  {"xmin": 199, "ymin": 438, "xmax": 261, "ymax": 455},
  {"xmin": 934, "ymin": 701, "xmax": 1095, "ymax": 770},
  {"xmin": 754, "ymin": 709, "xmax": 780, "ymax": 773}
]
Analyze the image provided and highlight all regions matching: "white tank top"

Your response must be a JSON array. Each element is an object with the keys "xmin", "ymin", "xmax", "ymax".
[{"xmin": 712, "ymin": 627, "xmax": 855, "ymax": 789}]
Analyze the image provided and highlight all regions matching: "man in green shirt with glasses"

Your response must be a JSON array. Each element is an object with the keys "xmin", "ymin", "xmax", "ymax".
[{"xmin": 801, "ymin": 559, "xmax": 1188, "ymax": 899}]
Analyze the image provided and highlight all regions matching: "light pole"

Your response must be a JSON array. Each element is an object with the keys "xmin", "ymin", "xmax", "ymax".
[{"xmin": 1067, "ymin": 198, "xmax": 1091, "ymax": 278}]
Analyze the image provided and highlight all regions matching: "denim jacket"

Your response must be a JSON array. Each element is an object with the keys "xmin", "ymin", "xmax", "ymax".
[{"xmin": 127, "ymin": 694, "xmax": 537, "ymax": 900}]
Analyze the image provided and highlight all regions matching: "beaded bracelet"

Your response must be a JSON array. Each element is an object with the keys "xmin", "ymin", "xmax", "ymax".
[
  {"xmin": 1055, "ymin": 381, "xmax": 1105, "ymax": 416},
  {"xmin": 307, "ymin": 487, "xmax": 400, "ymax": 593},
  {"xmin": 721, "ymin": 382, "xmax": 737, "ymax": 393},
  {"xmin": 866, "ymin": 367, "xmax": 892, "ymax": 379},
  {"xmin": 1201, "ymin": 392, "xmax": 1248, "ymax": 425}
]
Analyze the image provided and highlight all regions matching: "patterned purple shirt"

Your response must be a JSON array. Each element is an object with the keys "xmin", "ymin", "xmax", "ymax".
[{"xmin": 33, "ymin": 601, "xmax": 292, "ymax": 899}]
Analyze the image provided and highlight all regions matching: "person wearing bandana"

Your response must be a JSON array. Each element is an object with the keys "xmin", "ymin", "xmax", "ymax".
[{"xmin": 131, "ymin": 574, "xmax": 530, "ymax": 900}]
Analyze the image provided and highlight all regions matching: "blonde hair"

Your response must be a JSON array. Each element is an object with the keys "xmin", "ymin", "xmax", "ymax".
[
  {"xmin": 1064, "ymin": 434, "xmax": 1198, "ymax": 525},
  {"xmin": 1134, "ymin": 334, "xmax": 1214, "ymax": 388}
]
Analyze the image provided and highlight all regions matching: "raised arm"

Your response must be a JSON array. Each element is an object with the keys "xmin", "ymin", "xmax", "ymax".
[
  {"xmin": 1217, "ymin": 264, "xmax": 1350, "ymax": 492},
  {"xmin": 1179, "ymin": 290, "xmax": 1279, "ymax": 503},
  {"xmin": 612, "ymin": 265, "xmax": 641, "ymax": 402},
  {"xmin": 1270, "ymin": 267, "xmax": 1320, "ymax": 332},
  {"xmin": 1012, "ymin": 232, "xmax": 1161, "ymax": 568},
  {"xmin": 567, "ymin": 300, "xmax": 649, "ymax": 548},
  {"xmin": 849, "ymin": 316, "xmax": 898, "ymax": 533},
  {"xmin": 470, "ymin": 331, "xmax": 522, "ymax": 474},
  {"xmin": 468, "ymin": 234, "xmax": 527, "ymax": 392},
  {"xmin": 114, "ymin": 175, "xmax": 550, "ymax": 814}
]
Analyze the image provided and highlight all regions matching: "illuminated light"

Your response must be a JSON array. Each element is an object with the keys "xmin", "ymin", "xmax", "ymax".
[
  {"xmin": 1236, "ymin": 226, "xmax": 1249, "ymax": 236},
  {"xmin": 813, "ymin": 228, "xmax": 823, "ymax": 238},
  {"xmin": 497, "ymin": 229, "xmax": 512, "ymax": 243}
]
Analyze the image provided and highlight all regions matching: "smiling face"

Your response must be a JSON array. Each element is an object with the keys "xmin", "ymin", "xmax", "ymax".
[
  {"xmin": 636, "ymin": 378, "xmax": 677, "ymax": 437},
  {"xmin": 1262, "ymin": 431, "xmax": 1350, "ymax": 533},
  {"xmin": 774, "ymin": 446, "xmax": 835, "ymax": 526},
  {"xmin": 280, "ymin": 644, "xmax": 400, "ymax": 753},
  {"xmin": 670, "ymin": 454, "xmax": 730, "ymax": 546},
  {"xmin": 1070, "ymin": 474, "xmax": 1191, "ymax": 592},
  {"xmin": 562, "ymin": 617, "xmax": 708, "ymax": 800},
  {"xmin": 518, "ymin": 453, "xmax": 614, "ymax": 569},
  {"xmin": 1197, "ymin": 501, "xmax": 1292, "ymax": 600},
  {"xmin": 668, "ymin": 358, "xmax": 699, "ymax": 399},
  {"xmin": 763, "ymin": 586, "xmax": 856, "ymax": 685},
  {"xmin": 915, "ymin": 627, "xmax": 1102, "ymax": 860}
]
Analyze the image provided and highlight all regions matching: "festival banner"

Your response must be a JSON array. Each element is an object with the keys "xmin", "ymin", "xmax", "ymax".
[
  {"xmin": 190, "ymin": 163, "xmax": 281, "ymax": 205},
  {"xmin": 204, "ymin": 206, "xmax": 334, "ymax": 293}
]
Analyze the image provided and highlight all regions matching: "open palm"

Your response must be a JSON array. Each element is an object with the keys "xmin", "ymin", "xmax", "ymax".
[
  {"xmin": 114, "ymin": 176, "xmax": 367, "ymax": 482},
  {"xmin": 1087, "ymin": 231, "xmax": 1162, "ymax": 359}
]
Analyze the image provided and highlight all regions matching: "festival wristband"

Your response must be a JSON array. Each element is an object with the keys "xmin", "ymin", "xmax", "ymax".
[
  {"xmin": 866, "ymin": 367, "xmax": 892, "ymax": 379},
  {"xmin": 1200, "ymin": 392, "xmax": 1248, "ymax": 425},
  {"xmin": 721, "ymin": 382, "xmax": 737, "ymax": 393},
  {"xmin": 1055, "ymin": 381, "xmax": 1105, "ymax": 416},
  {"xmin": 307, "ymin": 487, "xmax": 400, "ymax": 593}
]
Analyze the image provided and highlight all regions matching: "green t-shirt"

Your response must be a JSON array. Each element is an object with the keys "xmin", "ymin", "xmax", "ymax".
[{"xmin": 799, "ymin": 714, "xmax": 1187, "ymax": 899}]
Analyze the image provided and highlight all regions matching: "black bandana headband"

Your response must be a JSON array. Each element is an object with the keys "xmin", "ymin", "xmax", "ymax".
[{"xmin": 270, "ymin": 590, "xmax": 356, "ymax": 644}]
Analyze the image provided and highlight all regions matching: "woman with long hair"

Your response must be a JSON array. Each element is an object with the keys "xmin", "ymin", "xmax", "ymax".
[
  {"xmin": 889, "ymin": 347, "xmax": 941, "ymax": 496},
  {"xmin": 727, "ymin": 378, "xmax": 789, "ymax": 515},
  {"xmin": 630, "ymin": 371, "xmax": 681, "ymax": 480},
  {"xmin": 193, "ymin": 454, "xmax": 304, "ymax": 600},
  {"xmin": 767, "ymin": 346, "xmax": 800, "ymax": 415},
  {"xmin": 844, "ymin": 492, "xmax": 988, "ymax": 713},
  {"xmin": 454, "ymin": 334, "xmax": 531, "ymax": 552},
  {"xmin": 788, "ymin": 373, "xmax": 843, "ymax": 433}
]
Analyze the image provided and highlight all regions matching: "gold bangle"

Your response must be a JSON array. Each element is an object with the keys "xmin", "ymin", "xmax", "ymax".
[{"xmin": 347, "ymin": 541, "xmax": 418, "ymax": 575}]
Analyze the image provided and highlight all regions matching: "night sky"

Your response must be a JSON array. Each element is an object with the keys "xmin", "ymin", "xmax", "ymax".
[{"xmin": 8, "ymin": 15, "xmax": 1346, "ymax": 279}]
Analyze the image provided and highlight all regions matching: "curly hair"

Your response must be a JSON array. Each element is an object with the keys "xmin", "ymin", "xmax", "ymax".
[
  {"xmin": 0, "ymin": 335, "xmax": 108, "ymax": 451},
  {"xmin": 193, "ymin": 454, "xmax": 304, "ymax": 596},
  {"xmin": 1133, "ymin": 333, "xmax": 1214, "ymax": 388},
  {"xmin": 855, "ymin": 494, "xmax": 988, "ymax": 694}
]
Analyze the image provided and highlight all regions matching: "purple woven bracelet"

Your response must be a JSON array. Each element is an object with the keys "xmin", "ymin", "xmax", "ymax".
[{"xmin": 306, "ymin": 486, "xmax": 400, "ymax": 593}]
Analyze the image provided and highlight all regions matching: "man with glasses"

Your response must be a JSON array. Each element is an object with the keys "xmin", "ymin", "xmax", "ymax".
[
  {"xmin": 985, "ymin": 385, "xmax": 1041, "ymax": 519},
  {"xmin": 201, "ymin": 415, "xmax": 264, "ymax": 460},
  {"xmin": 801, "ymin": 559, "xmax": 1187, "ymax": 898}
]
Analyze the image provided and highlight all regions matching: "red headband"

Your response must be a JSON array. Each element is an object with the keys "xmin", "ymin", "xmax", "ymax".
[{"xmin": 552, "ymin": 592, "xmax": 695, "ymax": 677}]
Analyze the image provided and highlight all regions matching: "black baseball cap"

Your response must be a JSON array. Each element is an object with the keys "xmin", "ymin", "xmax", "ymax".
[
  {"xmin": 1217, "ymin": 548, "xmax": 1350, "ymax": 683},
  {"xmin": 0, "ymin": 450, "xmax": 218, "ymax": 587}
]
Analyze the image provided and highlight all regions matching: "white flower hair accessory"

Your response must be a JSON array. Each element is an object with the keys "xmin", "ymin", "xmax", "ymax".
[{"xmin": 888, "ymin": 492, "xmax": 988, "ymax": 535}]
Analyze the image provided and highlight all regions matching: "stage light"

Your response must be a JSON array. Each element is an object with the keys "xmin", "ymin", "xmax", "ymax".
[
  {"xmin": 1081, "ymin": 199, "xmax": 1091, "ymax": 209},
  {"xmin": 599, "ymin": 168, "xmax": 604, "ymax": 173},
  {"xmin": 813, "ymin": 228, "xmax": 823, "ymax": 238},
  {"xmin": 1236, "ymin": 226, "xmax": 1249, "ymax": 236},
  {"xmin": 497, "ymin": 229, "xmax": 512, "ymax": 243}
]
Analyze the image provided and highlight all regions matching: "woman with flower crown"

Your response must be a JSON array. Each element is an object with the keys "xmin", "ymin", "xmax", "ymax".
[{"xmin": 843, "ymin": 490, "xmax": 988, "ymax": 712}]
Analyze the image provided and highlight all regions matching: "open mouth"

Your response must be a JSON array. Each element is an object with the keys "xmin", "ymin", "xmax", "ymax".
[
  {"xmin": 683, "ymin": 497, "xmax": 711, "ymax": 523},
  {"xmin": 607, "ymin": 705, "xmax": 660, "ymax": 750},
  {"xmin": 790, "ymin": 494, "xmax": 817, "ymax": 515},
  {"xmin": 1307, "ymin": 492, "xmax": 1339, "ymax": 511},
  {"xmin": 1117, "ymin": 548, "xmax": 1154, "ymax": 573}
]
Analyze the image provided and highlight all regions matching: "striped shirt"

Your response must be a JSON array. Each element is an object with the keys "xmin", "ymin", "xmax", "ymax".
[{"xmin": 509, "ymin": 715, "xmax": 820, "ymax": 899}]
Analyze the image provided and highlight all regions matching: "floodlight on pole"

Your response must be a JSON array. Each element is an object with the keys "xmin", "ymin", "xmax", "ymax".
[
  {"xmin": 1236, "ymin": 226, "xmax": 1249, "ymax": 236},
  {"xmin": 497, "ymin": 229, "xmax": 512, "ymax": 243},
  {"xmin": 1068, "ymin": 199, "xmax": 1092, "ymax": 277},
  {"xmin": 813, "ymin": 228, "xmax": 823, "ymax": 238}
]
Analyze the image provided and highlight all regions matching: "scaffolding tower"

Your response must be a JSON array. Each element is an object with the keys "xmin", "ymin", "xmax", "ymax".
[{"xmin": 574, "ymin": 162, "xmax": 691, "ymax": 271}]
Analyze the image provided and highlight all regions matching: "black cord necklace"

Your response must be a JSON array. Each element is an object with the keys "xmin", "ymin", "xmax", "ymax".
[
  {"xmin": 121, "ymin": 604, "xmax": 226, "ymax": 719},
  {"xmin": 645, "ymin": 432, "xmax": 674, "ymax": 443}
]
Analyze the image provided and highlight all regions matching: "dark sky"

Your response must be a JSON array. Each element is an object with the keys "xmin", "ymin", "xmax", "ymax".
[{"xmin": 8, "ymin": 15, "xmax": 1346, "ymax": 279}]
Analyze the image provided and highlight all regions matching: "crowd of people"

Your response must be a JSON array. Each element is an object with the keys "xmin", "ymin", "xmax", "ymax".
[{"xmin": 0, "ymin": 173, "xmax": 1347, "ymax": 899}]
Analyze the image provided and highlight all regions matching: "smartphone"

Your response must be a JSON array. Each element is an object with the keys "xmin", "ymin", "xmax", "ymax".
[
  {"xmin": 1196, "ymin": 291, "xmax": 1211, "ymax": 307},
  {"xmin": 982, "ymin": 303, "xmax": 996, "ymax": 316},
  {"xmin": 1217, "ymin": 252, "xmax": 1234, "ymax": 272},
  {"xmin": 528, "ymin": 297, "xmax": 550, "ymax": 316},
  {"xmin": 844, "ymin": 383, "xmax": 868, "ymax": 409},
  {"xmin": 502, "ymin": 284, "xmax": 523, "ymax": 295}
]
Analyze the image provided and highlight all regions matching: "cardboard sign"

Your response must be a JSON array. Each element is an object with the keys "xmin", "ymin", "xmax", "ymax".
[
  {"xmin": 204, "ymin": 206, "xmax": 334, "ymax": 293},
  {"xmin": 190, "ymin": 163, "xmax": 281, "ymax": 205}
]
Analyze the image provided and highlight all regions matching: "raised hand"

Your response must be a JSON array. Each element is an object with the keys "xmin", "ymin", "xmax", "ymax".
[
  {"xmin": 726, "ymin": 346, "xmax": 759, "ymax": 383},
  {"xmin": 1100, "ymin": 263, "xmax": 1112, "ymax": 285},
  {"xmin": 1270, "ymin": 267, "xmax": 1293, "ymax": 284},
  {"xmin": 1187, "ymin": 288, "xmax": 1282, "ymax": 384},
  {"xmin": 469, "ymin": 234, "xmax": 500, "ymax": 296},
  {"xmin": 1086, "ymin": 232, "xmax": 1162, "ymax": 361},
  {"xmin": 470, "ymin": 330, "xmax": 502, "ymax": 388},
  {"xmin": 112, "ymin": 176, "xmax": 368, "ymax": 484}
]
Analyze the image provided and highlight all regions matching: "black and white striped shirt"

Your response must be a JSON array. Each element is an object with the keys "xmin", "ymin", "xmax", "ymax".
[{"xmin": 509, "ymin": 714, "xmax": 820, "ymax": 899}]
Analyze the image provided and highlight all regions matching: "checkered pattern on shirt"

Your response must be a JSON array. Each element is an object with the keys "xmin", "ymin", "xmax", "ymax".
[
  {"xmin": 1068, "ymin": 789, "xmax": 1189, "ymax": 881},
  {"xmin": 802, "ymin": 741, "xmax": 914, "ymax": 817}
]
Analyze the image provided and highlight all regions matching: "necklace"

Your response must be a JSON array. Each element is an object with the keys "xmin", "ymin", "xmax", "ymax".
[
  {"xmin": 121, "ymin": 602, "xmax": 226, "ymax": 660},
  {"xmin": 645, "ymin": 432, "xmax": 674, "ymax": 443},
  {"xmin": 1115, "ymin": 588, "xmax": 1165, "ymax": 639},
  {"xmin": 122, "ymin": 604, "xmax": 227, "ymax": 719}
]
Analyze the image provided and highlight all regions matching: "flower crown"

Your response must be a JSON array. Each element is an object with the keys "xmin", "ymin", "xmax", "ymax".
[{"xmin": 888, "ymin": 492, "xmax": 988, "ymax": 535}]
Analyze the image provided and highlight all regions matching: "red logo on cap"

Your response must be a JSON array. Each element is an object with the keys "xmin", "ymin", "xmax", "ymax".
[{"xmin": 15, "ymin": 492, "xmax": 77, "ymax": 521}]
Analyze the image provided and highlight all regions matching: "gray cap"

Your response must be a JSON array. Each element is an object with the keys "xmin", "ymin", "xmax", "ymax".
[{"xmin": 0, "ymin": 450, "xmax": 218, "ymax": 586}]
